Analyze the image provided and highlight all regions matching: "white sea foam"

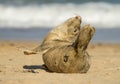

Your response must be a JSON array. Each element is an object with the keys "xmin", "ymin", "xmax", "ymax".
[{"xmin": 0, "ymin": 2, "xmax": 120, "ymax": 29}]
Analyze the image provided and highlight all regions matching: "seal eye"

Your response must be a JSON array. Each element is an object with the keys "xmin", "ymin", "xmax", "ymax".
[
  {"xmin": 73, "ymin": 26, "xmax": 79, "ymax": 33},
  {"xmin": 74, "ymin": 28, "xmax": 78, "ymax": 32}
]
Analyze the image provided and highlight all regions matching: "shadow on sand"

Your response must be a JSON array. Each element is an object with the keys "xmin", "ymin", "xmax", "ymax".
[{"xmin": 23, "ymin": 65, "xmax": 52, "ymax": 73}]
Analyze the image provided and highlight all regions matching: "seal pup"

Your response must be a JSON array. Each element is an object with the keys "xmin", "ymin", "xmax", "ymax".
[
  {"xmin": 24, "ymin": 16, "xmax": 82, "ymax": 55},
  {"xmin": 42, "ymin": 24, "xmax": 95, "ymax": 73}
]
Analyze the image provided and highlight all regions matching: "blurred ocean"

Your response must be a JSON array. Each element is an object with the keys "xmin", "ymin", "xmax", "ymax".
[{"xmin": 0, "ymin": 0, "xmax": 120, "ymax": 43}]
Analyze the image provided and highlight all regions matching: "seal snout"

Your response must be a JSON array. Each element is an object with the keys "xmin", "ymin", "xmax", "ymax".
[
  {"xmin": 75, "ymin": 16, "xmax": 81, "ymax": 19},
  {"xmin": 75, "ymin": 16, "xmax": 82, "ymax": 23}
]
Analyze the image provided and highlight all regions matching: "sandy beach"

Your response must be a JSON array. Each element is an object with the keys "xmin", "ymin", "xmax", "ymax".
[{"xmin": 0, "ymin": 41, "xmax": 120, "ymax": 84}]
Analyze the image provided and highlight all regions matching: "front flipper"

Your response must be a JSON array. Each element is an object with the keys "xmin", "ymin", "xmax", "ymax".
[{"xmin": 24, "ymin": 50, "xmax": 38, "ymax": 55}]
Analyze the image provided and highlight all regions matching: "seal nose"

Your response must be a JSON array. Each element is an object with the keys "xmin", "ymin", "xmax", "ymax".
[
  {"xmin": 75, "ymin": 16, "xmax": 82, "ymax": 23},
  {"xmin": 75, "ymin": 16, "xmax": 81, "ymax": 19}
]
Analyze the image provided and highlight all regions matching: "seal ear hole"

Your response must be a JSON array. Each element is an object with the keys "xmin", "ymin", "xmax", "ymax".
[{"xmin": 64, "ymin": 55, "xmax": 69, "ymax": 62}]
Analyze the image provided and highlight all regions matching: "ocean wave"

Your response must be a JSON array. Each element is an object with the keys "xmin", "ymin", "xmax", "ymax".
[{"xmin": 0, "ymin": 2, "xmax": 120, "ymax": 29}]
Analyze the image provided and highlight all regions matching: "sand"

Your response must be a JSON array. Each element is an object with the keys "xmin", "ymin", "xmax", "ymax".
[{"xmin": 0, "ymin": 41, "xmax": 120, "ymax": 84}]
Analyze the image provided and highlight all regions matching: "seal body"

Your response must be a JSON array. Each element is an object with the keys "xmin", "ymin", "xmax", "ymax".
[
  {"xmin": 43, "ymin": 45, "xmax": 90, "ymax": 73},
  {"xmin": 43, "ymin": 25, "xmax": 95, "ymax": 73}
]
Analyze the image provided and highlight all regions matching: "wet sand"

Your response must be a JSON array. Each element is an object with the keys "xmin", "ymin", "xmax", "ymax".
[{"xmin": 0, "ymin": 41, "xmax": 120, "ymax": 84}]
